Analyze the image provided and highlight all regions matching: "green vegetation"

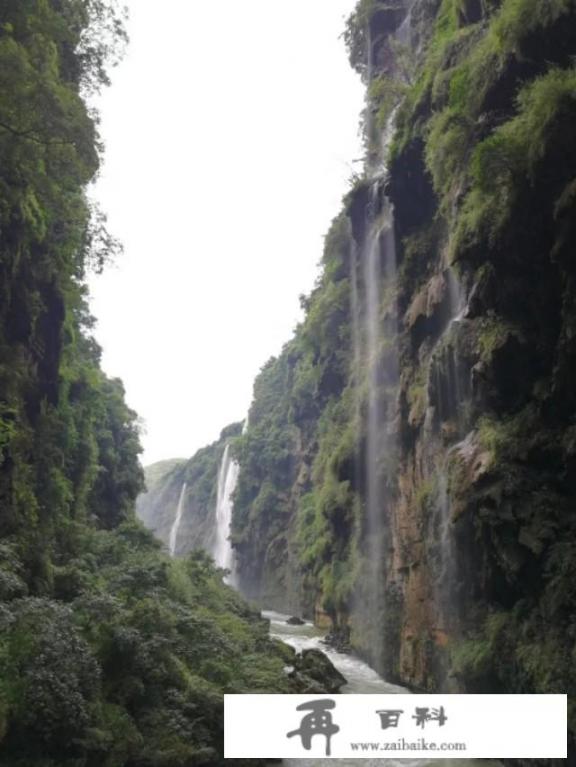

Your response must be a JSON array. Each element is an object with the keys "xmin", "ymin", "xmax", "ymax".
[
  {"xmin": 232, "ymin": 0, "xmax": 576, "ymax": 728},
  {"xmin": 453, "ymin": 66, "xmax": 576, "ymax": 255},
  {"xmin": 0, "ymin": 529, "xmax": 292, "ymax": 765},
  {"xmin": 2, "ymin": 0, "xmax": 575, "ymax": 757},
  {"xmin": 390, "ymin": 0, "xmax": 576, "ymax": 719},
  {"xmin": 0, "ymin": 0, "xmax": 143, "ymax": 592},
  {"xmin": 232, "ymin": 213, "xmax": 360, "ymax": 615},
  {"xmin": 0, "ymin": 2, "xmax": 292, "ymax": 764}
]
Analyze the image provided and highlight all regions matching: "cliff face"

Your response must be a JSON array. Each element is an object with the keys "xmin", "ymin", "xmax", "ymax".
[
  {"xmin": 388, "ymin": 0, "xmax": 576, "ymax": 705},
  {"xmin": 231, "ymin": 0, "xmax": 576, "ymax": 739},
  {"xmin": 137, "ymin": 423, "xmax": 242, "ymax": 557}
]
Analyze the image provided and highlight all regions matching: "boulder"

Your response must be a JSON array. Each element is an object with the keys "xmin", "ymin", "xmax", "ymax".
[
  {"xmin": 294, "ymin": 648, "xmax": 347, "ymax": 693},
  {"xmin": 286, "ymin": 615, "xmax": 305, "ymax": 626}
]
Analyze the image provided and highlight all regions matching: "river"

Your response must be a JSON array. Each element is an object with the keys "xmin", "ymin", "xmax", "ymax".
[{"xmin": 264, "ymin": 610, "xmax": 499, "ymax": 767}]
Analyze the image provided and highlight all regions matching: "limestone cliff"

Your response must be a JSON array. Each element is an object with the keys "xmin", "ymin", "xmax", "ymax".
[
  {"xmin": 230, "ymin": 0, "xmax": 576, "ymax": 748},
  {"xmin": 134, "ymin": 0, "xmax": 575, "ymax": 754}
]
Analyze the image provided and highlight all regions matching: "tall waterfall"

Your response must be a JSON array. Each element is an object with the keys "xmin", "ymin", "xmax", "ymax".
[
  {"xmin": 351, "ymin": 8, "xmax": 407, "ymax": 665},
  {"xmin": 355, "ymin": 183, "xmax": 400, "ymax": 666},
  {"xmin": 213, "ymin": 443, "xmax": 240, "ymax": 582},
  {"xmin": 169, "ymin": 482, "xmax": 187, "ymax": 557},
  {"xmin": 364, "ymin": 199, "xmax": 383, "ymax": 548}
]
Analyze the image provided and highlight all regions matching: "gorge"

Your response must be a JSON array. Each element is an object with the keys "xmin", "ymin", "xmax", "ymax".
[
  {"xmin": 0, "ymin": 0, "xmax": 574, "ymax": 765},
  {"xmin": 138, "ymin": 0, "xmax": 576, "ymax": 760}
]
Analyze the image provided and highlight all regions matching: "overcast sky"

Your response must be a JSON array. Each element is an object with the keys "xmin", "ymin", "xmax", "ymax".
[{"xmin": 89, "ymin": 0, "xmax": 364, "ymax": 465}]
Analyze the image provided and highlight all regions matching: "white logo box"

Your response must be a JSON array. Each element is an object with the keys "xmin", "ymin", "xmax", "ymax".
[{"xmin": 225, "ymin": 693, "xmax": 567, "ymax": 759}]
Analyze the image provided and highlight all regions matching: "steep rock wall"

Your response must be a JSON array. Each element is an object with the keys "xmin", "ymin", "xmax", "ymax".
[{"xmin": 232, "ymin": 0, "xmax": 576, "ymax": 748}]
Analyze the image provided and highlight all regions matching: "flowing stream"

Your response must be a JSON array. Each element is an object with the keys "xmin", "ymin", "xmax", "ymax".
[{"xmin": 266, "ymin": 611, "xmax": 499, "ymax": 767}]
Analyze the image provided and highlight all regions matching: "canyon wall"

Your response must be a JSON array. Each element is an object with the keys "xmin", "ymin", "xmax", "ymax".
[{"xmin": 231, "ymin": 0, "xmax": 576, "ymax": 742}]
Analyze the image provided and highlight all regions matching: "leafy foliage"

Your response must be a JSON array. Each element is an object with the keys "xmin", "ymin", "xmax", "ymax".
[
  {"xmin": 0, "ymin": 527, "xmax": 292, "ymax": 765},
  {"xmin": 0, "ymin": 3, "xmax": 291, "ymax": 765}
]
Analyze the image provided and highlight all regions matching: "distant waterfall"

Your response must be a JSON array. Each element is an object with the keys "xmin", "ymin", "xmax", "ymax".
[
  {"xmin": 169, "ymin": 482, "xmax": 187, "ymax": 557},
  {"xmin": 213, "ymin": 443, "xmax": 240, "ymax": 583}
]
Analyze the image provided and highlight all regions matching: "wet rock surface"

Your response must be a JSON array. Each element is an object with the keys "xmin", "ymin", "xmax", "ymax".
[
  {"xmin": 289, "ymin": 648, "xmax": 347, "ymax": 694},
  {"xmin": 286, "ymin": 616, "xmax": 306, "ymax": 626}
]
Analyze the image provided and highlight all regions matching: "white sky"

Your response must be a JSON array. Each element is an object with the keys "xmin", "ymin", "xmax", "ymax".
[{"xmin": 89, "ymin": 0, "xmax": 364, "ymax": 465}]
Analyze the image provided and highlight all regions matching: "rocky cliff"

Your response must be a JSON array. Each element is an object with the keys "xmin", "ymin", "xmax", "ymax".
[
  {"xmin": 229, "ymin": 0, "xmax": 576, "ymax": 746},
  {"xmin": 132, "ymin": 0, "xmax": 575, "ymax": 753}
]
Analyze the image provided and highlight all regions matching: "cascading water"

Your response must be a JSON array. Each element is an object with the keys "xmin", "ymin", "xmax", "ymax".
[
  {"xmin": 213, "ymin": 443, "xmax": 240, "ymax": 583},
  {"xmin": 352, "ymin": 139, "xmax": 400, "ymax": 669},
  {"xmin": 213, "ymin": 418, "xmax": 248, "ymax": 585},
  {"xmin": 349, "ymin": 5, "xmax": 406, "ymax": 668},
  {"xmin": 364, "ymin": 194, "xmax": 384, "ymax": 562},
  {"xmin": 169, "ymin": 482, "xmax": 187, "ymax": 557},
  {"xmin": 431, "ymin": 266, "xmax": 470, "ymax": 633},
  {"xmin": 267, "ymin": 611, "xmax": 499, "ymax": 767}
]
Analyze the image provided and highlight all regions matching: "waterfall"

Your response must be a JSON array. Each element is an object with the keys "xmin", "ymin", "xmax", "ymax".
[
  {"xmin": 213, "ymin": 442, "xmax": 240, "ymax": 583},
  {"xmin": 431, "ymin": 265, "xmax": 470, "ymax": 632},
  {"xmin": 395, "ymin": 5, "xmax": 413, "ymax": 48},
  {"xmin": 351, "ymin": 0, "xmax": 413, "ymax": 665},
  {"xmin": 352, "ymin": 107, "xmax": 400, "ymax": 666},
  {"xmin": 169, "ymin": 482, "xmax": 187, "ymax": 557},
  {"xmin": 358, "ymin": 185, "xmax": 399, "ymax": 662},
  {"xmin": 364, "ymin": 198, "xmax": 384, "ymax": 556}
]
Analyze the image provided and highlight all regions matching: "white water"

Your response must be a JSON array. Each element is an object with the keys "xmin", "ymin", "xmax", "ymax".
[
  {"xmin": 266, "ymin": 611, "xmax": 406, "ymax": 696},
  {"xmin": 266, "ymin": 611, "xmax": 498, "ymax": 767},
  {"xmin": 169, "ymin": 482, "xmax": 187, "ymax": 557},
  {"xmin": 213, "ymin": 443, "xmax": 240, "ymax": 582}
]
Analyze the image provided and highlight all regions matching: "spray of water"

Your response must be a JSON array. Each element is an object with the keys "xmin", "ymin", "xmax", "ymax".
[
  {"xmin": 350, "ymin": 0, "xmax": 412, "ymax": 667},
  {"xmin": 169, "ymin": 482, "xmax": 187, "ymax": 557},
  {"xmin": 356, "ymin": 186, "xmax": 400, "ymax": 668}
]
